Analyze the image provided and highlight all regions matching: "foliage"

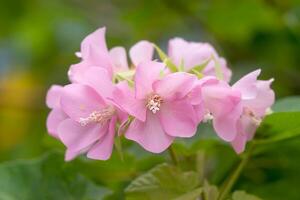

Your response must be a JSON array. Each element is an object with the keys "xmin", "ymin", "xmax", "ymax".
[
  {"xmin": 0, "ymin": 152, "xmax": 111, "ymax": 200},
  {"xmin": 1, "ymin": 0, "xmax": 300, "ymax": 199}
]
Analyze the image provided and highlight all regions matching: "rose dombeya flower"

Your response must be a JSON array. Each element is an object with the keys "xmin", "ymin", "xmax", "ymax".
[
  {"xmin": 113, "ymin": 61, "xmax": 203, "ymax": 153},
  {"xmin": 46, "ymin": 27, "xmax": 275, "ymax": 161}
]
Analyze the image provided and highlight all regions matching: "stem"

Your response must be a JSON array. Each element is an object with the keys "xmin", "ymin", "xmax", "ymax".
[
  {"xmin": 217, "ymin": 144, "xmax": 255, "ymax": 200},
  {"xmin": 168, "ymin": 145, "xmax": 179, "ymax": 166}
]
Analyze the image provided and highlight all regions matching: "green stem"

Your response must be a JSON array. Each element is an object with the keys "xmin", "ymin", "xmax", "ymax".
[
  {"xmin": 168, "ymin": 145, "xmax": 179, "ymax": 166},
  {"xmin": 217, "ymin": 144, "xmax": 255, "ymax": 200}
]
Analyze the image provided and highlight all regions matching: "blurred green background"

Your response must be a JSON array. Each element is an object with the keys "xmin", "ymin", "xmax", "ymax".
[{"xmin": 1, "ymin": 0, "xmax": 300, "ymax": 199}]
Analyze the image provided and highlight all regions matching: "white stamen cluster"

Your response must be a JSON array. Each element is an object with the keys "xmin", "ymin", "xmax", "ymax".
[
  {"xmin": 203, "ymin": 113, "xmax": 214, "ymax": 123},
  {"xmin": 79, "ymin": 106, "xmax": 115, "ymax": 126},
  {"xmin": 147, "ymin": 94, "xmax": 163, "ymax": 114}
]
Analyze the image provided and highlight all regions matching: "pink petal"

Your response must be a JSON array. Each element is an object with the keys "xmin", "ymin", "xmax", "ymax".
[
  {"xmin": 193, "ymin": 104, "xmax": 205, "ymax": 123},
  {"xmin": 168, "ymin": 38, "xmax": 232, "ymax": 82},
  {"xmin": 187, "ymin": 84, "xmax": 203, "ymax": 105},
  {"xmin": 231, "ymin": 132, "xmax": 247, "ymax": 154},
  {"xmin": 129, "ymin": 40, "xmax": 154, "ymax": 66},
  {"xmin": 112, "ymin": 81, "xmax": 146, "ymax": 121},
  {"xmin": 69, "ymin": 51, "xmax": 114, "ymax": 83},
  {"xmin": 153, "ymin": 72, "xmax": 197, "ymax": 101},
  {"xmin": 80, "ymin": 27, "xmax": 108, "ymax": 59},
  {"xmin": 243, "ymin": 79, "xmax": 275, "ymax": 117},
  {"xmin": 46, "ymin": 85, "xmax": 64, "ymax": 109},
  {"xmin": 109, "ymin": 46, "xmax": 128, "ymax": 72},
  {"xmin": 68, "ymin": 61, "xmax": 90, "ymax": 83},
  {"xmin": 85, "ymin": 45, "xmax": 114, "ymax": 77},
  {"xmin": 125, "ymin": 111, "xmax": 174, "ymax": 153},
  {"xmin": 65, "ymin": 149, "xmax": 82, "ymax": 161},
  {"xmin": 58, "ymin": 119, "xmax": 108, "ymax": 152},
  {"xmin": 202, "ymin": 82, "xmax": 240, "ymax": 116},
  {"xmin": 240, "ymin": 114, "xmax": 259, "ymax": 141},
  {"xmin": 168, "ymin": 38, "xmax": 215, "ymax": 71},
  {"xmin": 87, "ymin": 116, "xmax": 117, "ymax": 160},
  {"xmin": 135, "ymin": 61, "xmax": 165, "ymax": 99},
  {"xmin": 46, "ymin": 108, "xmax": 68, "ymax": 138},
  {"xmin": 212, "ymin": 103, "xmax": 242, "ymax": 142},
  {"xmin": 197, "ymin": 76, "xmax": 219, "ymax": 86},
  {"xmin": 60, "ymin": 84, "xmax": 107, "ymax": 121},
  {"xmin": 82, "ymin": 67, "xmax": 114, "ymax": 99},
  {"xmin": 233, "ymin": 69, "xmax": 261, "ymax": 100},
  {"xmin": 202, "ymin": 82, "xmax": 242, "ymax": 141},
  {"xmin": 159, "ymin": 100, "xmax": 197, "ymax": 137}
]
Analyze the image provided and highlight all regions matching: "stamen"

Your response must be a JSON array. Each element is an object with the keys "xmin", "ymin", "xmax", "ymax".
[
  {"xmin": 203, "ymin": 112, "xmax": 214, "ymax": 123},
  {"xmin": 79, "ymin": 106, "xmax": 115, "ymax": 126},
  {"xmin": 147, "ymin": 94, "xmax": 163, "ymax": 114}
]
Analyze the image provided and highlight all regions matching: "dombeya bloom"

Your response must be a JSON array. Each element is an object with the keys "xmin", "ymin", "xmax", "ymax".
[
  {"xmin": 68, "ymin": 27, "xmax": 153, "ymax": 82},
  {"xmin": 46, "ymin": 26, "xmax": 275, "ymax": 161},
  {"xmin": 113, "ymin": 61, "xmax": 200, "ymax": 153},
  {"xmin": 168, "ymin": 38, "xmax": 232, "ymax": 82},
  {"xmin": 200, "ymin": 77, "xmax": 242, "ymax": 141},
  {"xmin": 230, "ymin": 70, "xmax": 275, "ymax": 153},
  {"xmin": 53, "ymin": 67, "xmax": 126, "ymax": 161}
]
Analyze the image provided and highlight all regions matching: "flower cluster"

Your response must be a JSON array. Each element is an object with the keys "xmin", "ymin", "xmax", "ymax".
[{"xmin": 46, "ymin": 27, "xmax": 275, "ymax": 161}]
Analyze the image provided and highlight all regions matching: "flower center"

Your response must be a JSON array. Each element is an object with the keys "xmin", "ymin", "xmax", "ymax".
[
  {"xmin": 147, "ymin": 94, "xmax": 163, "ymax": 114},
  {"xmin": 203, "ymin": 112, "xmax": 214, "ymax": 123},
  {"xmin": 79, "ymin": 106, "xmax": 115, "ymax": 126}
]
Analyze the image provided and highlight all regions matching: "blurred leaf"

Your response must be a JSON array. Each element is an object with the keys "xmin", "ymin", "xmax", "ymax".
[
  {"xmin": 272, "ymin": 96, "xmax": 300, "ymax": 112},
  {"xmin": 0, "ymin": 152, "xmax": 111, "ymax": 200},
  {"xmin": 255, "ymin": 112, "xmax": 300, "ymax": 144},
  {"xmin": 203, "ymin": 181, "xmax": 219, "ymax": 200},
  {"xmin": 203, "ymin": 0, "xmax": 280, "ymax": 43},
  {"xmin": 173, "ymin": 188, "xmax": 202, "ymax": 200},
  {"xmin": 231, "ymin": 191, "xmax": 262, "ymax": 200},
  {"xmin": 239, "ymin": 139, "xmax": 300, "ymax": 200},
  {"xmin": 125, "ymin": 163, "xmax": 200, "ymax": 200}
]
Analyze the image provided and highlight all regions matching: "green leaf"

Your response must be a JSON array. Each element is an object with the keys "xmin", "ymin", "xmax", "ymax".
[
  {"xmin": 231, "ymin": 191, "xmax": 262, "ymax": 200},
  {"xmin": 203, "ymin": 181, "xmax": 219, "ymax": 200},
  {"xmin": 238, "ymin": 139, "xmax": 300, "ymax": 200},
  {"xmin": 254, "ymin": 112, "xmax": 300, "ymax": 144},
  {"xmin": 0, "ymin": 152, "xmax": 111, "ymax": 200},
  {"xmin": 272, "ymin": 96, "xmax": 300, "ymax": 112},
  {"xmin": 125, "ymin": 163, "xmax": 200, "ymax": 200}
]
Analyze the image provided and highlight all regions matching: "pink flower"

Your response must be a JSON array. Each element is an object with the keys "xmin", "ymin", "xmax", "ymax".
[
  {"xmin": 200, "ymin": 77, "xmax": 242, "ymax": 141},
  {"xmin": 113, "ymin": 61, "xmax": 200, "ymax": 153},
  {"xmin": 68, "ymin": 27, "xmax": 154, "ymax": 82},
  {"xmin": 49, "ymin": 67, "xmax": 126, "ymax": 161},
  {"xmin": 230, "ymin": 70, "xmax": 275, "ymax": 153},
  {"xmin": 168, "ymin": 38, "xmax": 232, "ymax": 82},
  {"xmin": 132, "ymin": 38, "xmax": 231, "ymax": 81}
]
